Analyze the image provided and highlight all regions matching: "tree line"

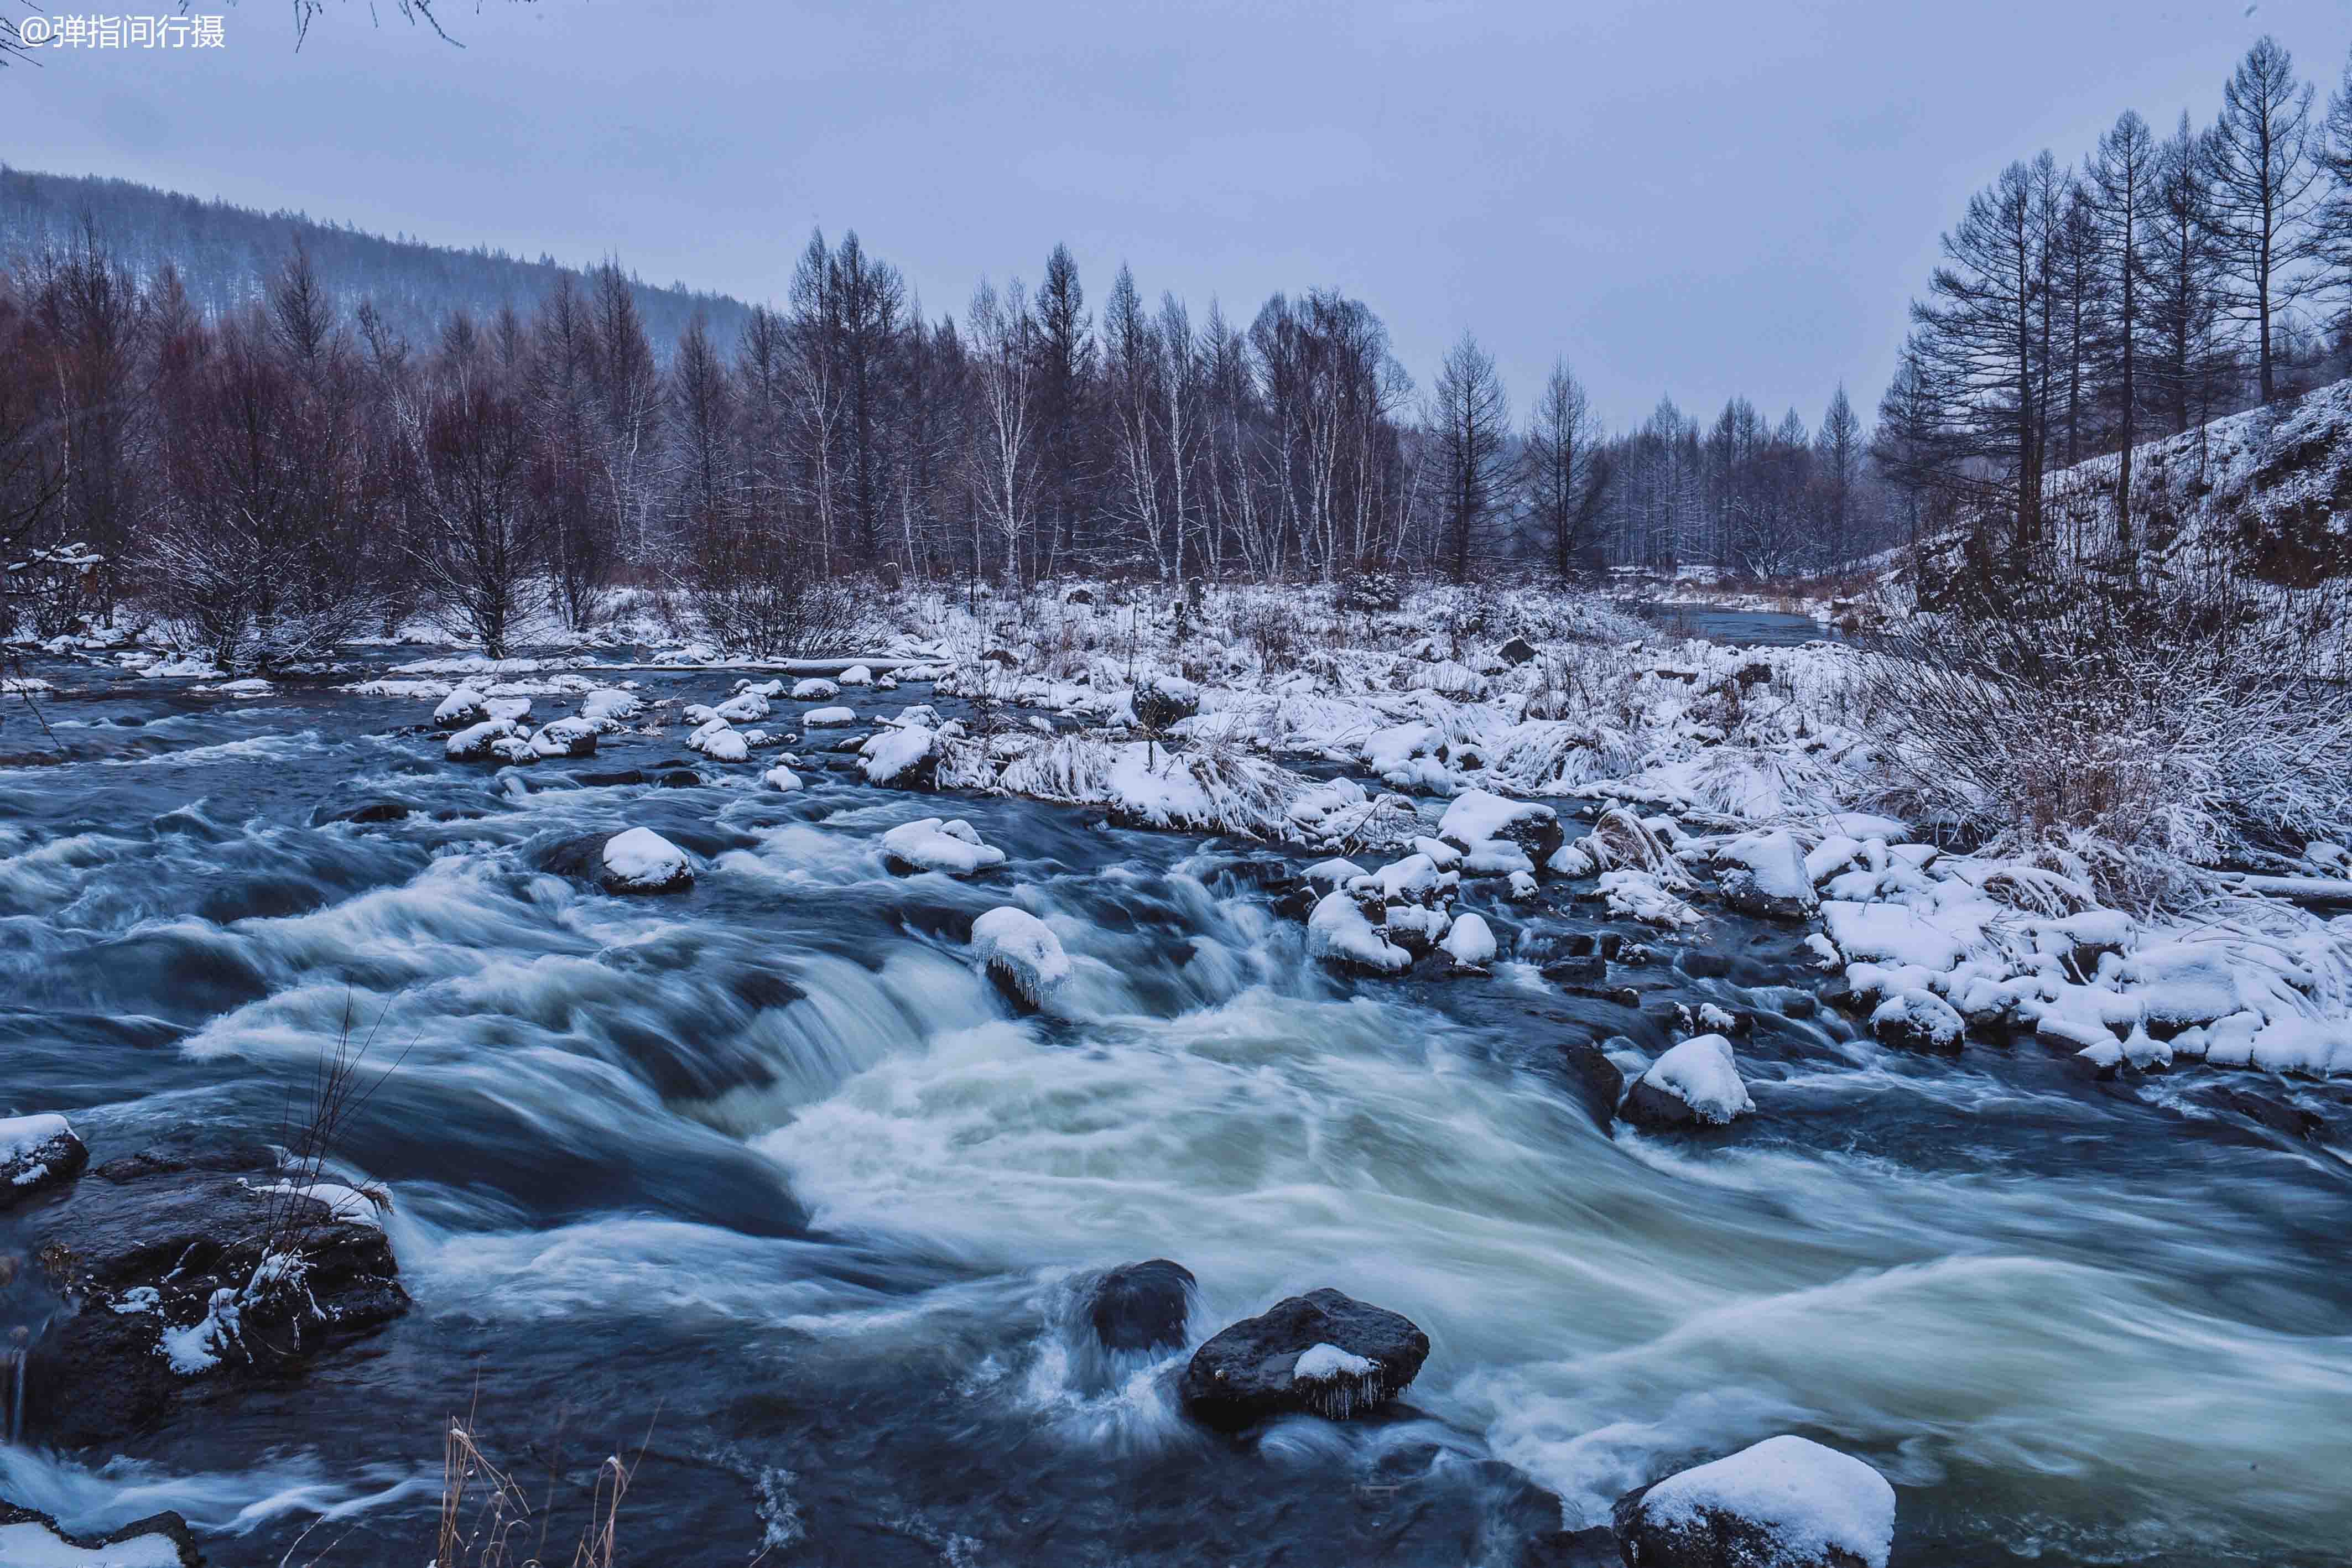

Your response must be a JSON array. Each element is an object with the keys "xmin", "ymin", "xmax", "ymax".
[
  {"xmin": 2, "ymin": 211, "xmax": 1893, "ymax": 664},
  {"xmin": 1885, "ymin": 34, "xmax": 2352, "ymax": 566}
]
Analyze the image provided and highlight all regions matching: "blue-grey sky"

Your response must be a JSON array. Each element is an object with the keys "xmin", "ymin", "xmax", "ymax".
[{"xmin": 12, "ymin": 0, "xmax": 2352, "ymax": 431}]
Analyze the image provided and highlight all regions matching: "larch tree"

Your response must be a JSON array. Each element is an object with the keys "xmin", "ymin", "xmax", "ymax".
[
  {"xmin": 1521, "ymin": 358, "xmax": 1607, "ymax": 582},
  {"xmin": 2203, "ymin": 35, "xmax": 2322, "ymax": 404},
  {"xmin": 1429, "ymin": 331, "xmax": 1508, "ymax": 586},
  {"xmin": 2086, "ymin": 108, "xmax": 2156, "ymax": 545}
]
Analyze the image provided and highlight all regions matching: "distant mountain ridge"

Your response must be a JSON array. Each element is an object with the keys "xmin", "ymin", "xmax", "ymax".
[{"xmin": 0, "ymin": 165, "xmax": 757, "ymax": 357}]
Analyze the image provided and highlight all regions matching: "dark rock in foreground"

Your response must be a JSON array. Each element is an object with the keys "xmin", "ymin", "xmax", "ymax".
[
  {"xmin": 1, "ymin": 1497, "xmax": 204, "ymax": 1567},
  {"xmin": 1087, "ymin": 1258, "xmax": 1198, "ymax": 1354},
  {"xmin": 1179, "ymin": 1288, "xmax": 1429, "ymax": 1432},
  {"xmin": 22, "ymin": 1147, "xmax": 409, "ymax": 1449}
]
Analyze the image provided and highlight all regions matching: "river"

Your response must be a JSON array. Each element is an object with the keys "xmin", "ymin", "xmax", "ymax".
[{"xmin": 1, "ymin": 653, "xmax": 2347, "ymax": 1566}]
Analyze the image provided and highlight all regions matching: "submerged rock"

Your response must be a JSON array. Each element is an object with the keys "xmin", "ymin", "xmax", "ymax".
[
  {"xmin": 1085, "ymin": 1258, "xmax": 1197, "ymax": 1355},
  {"xmin": 1178, "ymin": 1288, "xmax": 1430, "ymax": 1432},
  {"xmin": 1, "ymin": 1112, "xmax": 89, "ymax": 1208},
  {"xmin": 0, "ymin": 1498, "xmax": 204, "ymax": 1567},
  {"xmin": 1612, "ymin": 1435, "xmax": 1896, "ymax": 1568},
  {"xmin": 20, "ymin": 1147, "xmax": 408, "ymax": 1449}
]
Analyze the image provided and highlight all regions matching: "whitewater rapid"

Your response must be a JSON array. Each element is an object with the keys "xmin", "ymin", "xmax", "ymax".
[{"xmin": 1, "ymin": 660, "xmax": 2347, "ymax": 1565}]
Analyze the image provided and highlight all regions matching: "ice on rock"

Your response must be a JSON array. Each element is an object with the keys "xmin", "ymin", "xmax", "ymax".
[
  {"xmin": 971, "ymin": 905, "xmax": 1071, "ymax": 1004},
  {"xmin": 1630, "ymin": 1034, "xmax": 1753, "ymax": 1126},
  {"xmin": 1307, "ymin": 891, "xmax": 1412, "ymax": 973},
  {"xmin": 804, "ymin": 705, "xmax": 857, "ymax": 727},
  {"xmin": 600, "ymin": 827, "xmax": 693, "ymax": 894},
  {"xmin": 881, "ymin": 817, "xmax": 1008, "ymax": 877},
  {"xmin": 1440, "ymin": 911, "xmax": 1497, "ymax": 968},
  {"xmin": 1624, "ymin": 1434, "xmax": 1895, "ymax": 1568},
  {"xmin": 1292, "ymin": 1342, "xmax": 1377, "ymax": 1382},
  {"xmin": 792, "ymin": 678, "xmax": 841, "ymax": 700}
]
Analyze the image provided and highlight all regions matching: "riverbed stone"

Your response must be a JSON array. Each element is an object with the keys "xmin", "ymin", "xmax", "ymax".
[
  {"xmin": 1179, "ymin": 1288, "xmax": 1430, "ymax": 1432},
  {"xmin": 1085, "ymin": 1258, "xmax": 1196, "ymax": 1354},
  {"xmin": 1, "ymin": 1113, "xmax": 89, "ymax": 1209},
  {"xmin": 20, "ymin": 1147, "xmax": 408, "ymax": 1449}
]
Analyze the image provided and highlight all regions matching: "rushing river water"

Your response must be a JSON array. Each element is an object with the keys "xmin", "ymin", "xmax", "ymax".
[{"xmin": 2, "ymin": 654, "xmax": 2349, "ymax": 1567}]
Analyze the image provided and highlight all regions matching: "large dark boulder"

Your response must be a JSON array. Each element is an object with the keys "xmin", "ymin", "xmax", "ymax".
[
  {"xmin": 1, "ymin": 1113, "xmax": 88, "ymax": 1209},
  {"xmin": 1086, "ymin": 1258, "xmax": 1197, "ymax": 1355},
  {"xmin": 1498, "ymin": 635, "xmax": 1539, "ymax": 665},
  {"xmin": 0, "ymin": 1498, "xmax": 204, "ymax": 1567},
  {"xmin": 1178, "ymin": 1288, "xmax": 1429, "ymax": 1432},
  {"xmin": 20, "ymin": 1147, "xmax": 408, "ymax": 1449}
]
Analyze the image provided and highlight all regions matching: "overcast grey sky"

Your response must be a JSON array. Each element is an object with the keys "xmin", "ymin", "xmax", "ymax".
[{"xmin": 12, "ymin": 0, "xmax": 2352, "ymax": 431}]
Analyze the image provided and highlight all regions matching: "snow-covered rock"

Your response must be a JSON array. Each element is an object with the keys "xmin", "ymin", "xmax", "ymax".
[
  {"xmin": 791, "ymin": 678, "xmax": 840, "ymax": 700},
  {"xmin": 600, "ymin": 827, "xmax": 693, "ymax": 894},
  {"xmin": 1, "ymin": 1112, "xmax": 88, "ymax": 1207},
  {"xmin": 763, "ymin": 764, "xmax": 805, "ymax": 792},
  {"xmin": 688, "ymin": 723, "xmax": 750, "ymax": 763},
  {"xmin": 1599, "ymin": 869, "xmax": 1703, "ymax": 928},
  {"xmin": 1440, "ymin": 911, "xmax": 1497, "ymax": 969},
  {"xmin": 881, "ymin": 817, "xmax": 1007, "ymax": 877},
  {"xmin": 528, "ymin": 716, "xmax": 599, "ymax": 759},
  {"xmin": 804, "ymin": 705, "xmax": 857, "ymax": 727},
  {"xmin": 1307, "ymin": 890, "xmax": 1411, "ymax": 973},
  {"xmin": 837, "ymin": 663, "xmax": 875, "ymax": 686},
  {"xmin": 0, "ymin": 1498, "xmax": 201, "ymax": 1566},
  {"xmin": 714, "ymin": 690, "xmax": 771, "ymax": 723},
  {"xmin": 433, "ymin": 685, "xmax": 491, "ymax": 728},
  {"xmin": 1614, "ymin": 1434, "xmax": 1896, "ymax": 1568},
  {"xmin": 860, "ymin": 723, "xmax": 943, "ymax": 787},
  {"xmin": 971, "ymin": 906, "xmax": 1070, "ymax": 1007},
  {"xmin": 444, "ymin": 718, "xmax": 523, "ymax": 761},
  {"xmin": 1716, "ymin": 829, "xmax": 1818, "ymax": 919},
  {"xmin": 1871, "ymin": 988, "xmax": 1965, "ymax": 1051},
  {"xmin": 1623, "ymin": 1035, "xmax": 1753, "ymax": 1128},
  {"xmin": 1436, "ymin": 790, "xmax": 1562, "ymax": 874}
]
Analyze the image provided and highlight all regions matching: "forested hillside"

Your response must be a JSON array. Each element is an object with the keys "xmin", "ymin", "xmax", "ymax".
[{"xmin": 0, "ymin": 166, "xmax": 752, "ymax": 357}]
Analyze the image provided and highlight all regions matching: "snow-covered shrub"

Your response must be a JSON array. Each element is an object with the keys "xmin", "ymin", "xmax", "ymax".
[{"xmin": 1861, "ymin": 566, "xmax": 2352, "ymax": 910}]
